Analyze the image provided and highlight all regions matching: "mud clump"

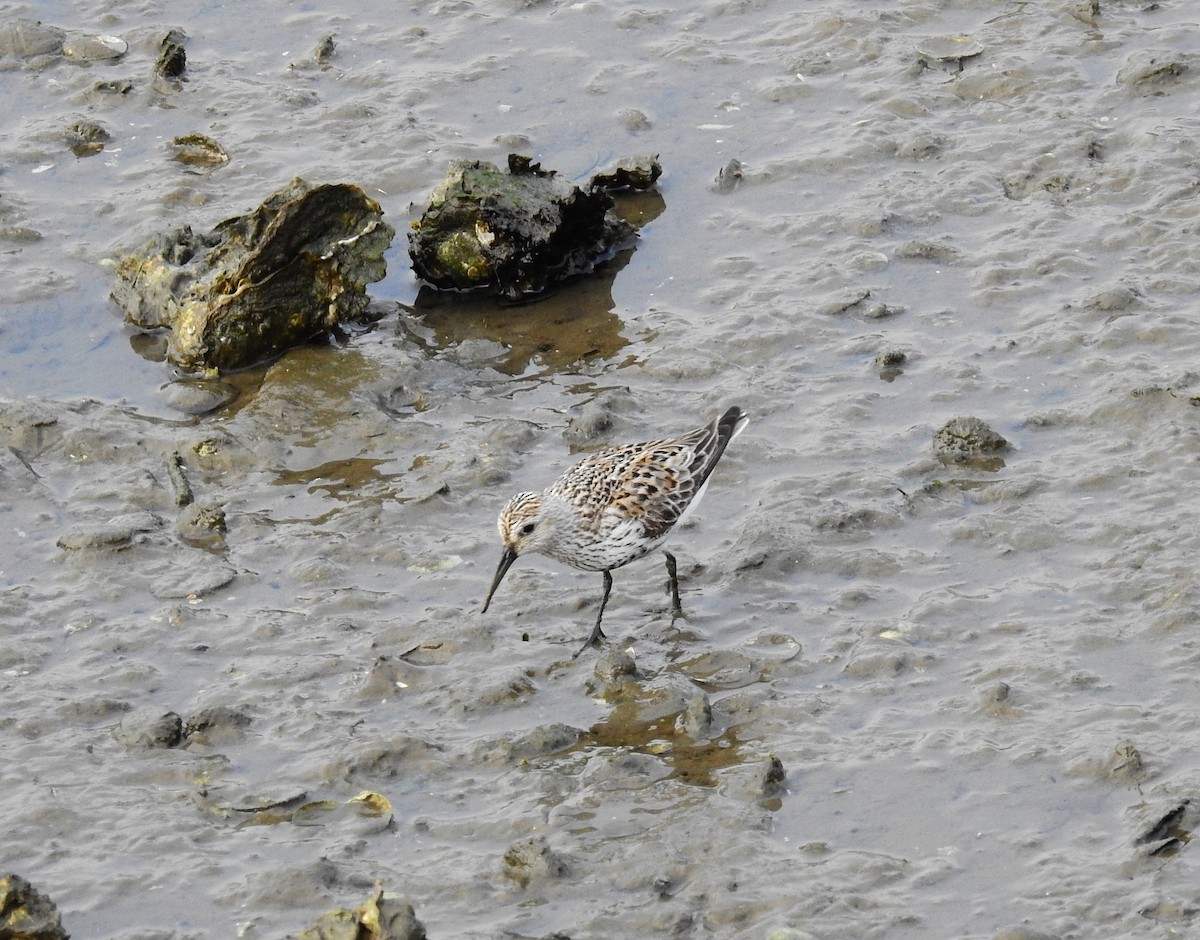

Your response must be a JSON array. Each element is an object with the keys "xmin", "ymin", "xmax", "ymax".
[
  {"xmin": 115, "ymin": 708, "xmax": 184, "ymax": 749},
  {"xmin": 408, "ymin": 153, "xmax": 660, "ymax": 299},
  {"xmin": 501, "ymin": 835, "xmax": 572, "ymax": 886},
  {"xmin": 112, "ymin": 178, "xmax": 394, "ymax": 373},
  {"xmin": 65, "ymin": 120, "xmax": 110, "ymax": 158},
  {"xmin": 933, "ymin": 416, "xmax": 1009, "ymax": 469}
]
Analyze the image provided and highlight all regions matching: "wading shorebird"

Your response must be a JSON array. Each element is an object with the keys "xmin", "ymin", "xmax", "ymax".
[{"xmin": 481, "ymin": 406, "xmax": 748, "ymax": 655}]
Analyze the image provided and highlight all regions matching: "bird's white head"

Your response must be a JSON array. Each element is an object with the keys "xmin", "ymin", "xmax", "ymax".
[
  {"xmin": 496, "ymin": 491, "xmax": 557, "ymax": 557},
  {"xmin": 481, "ymin": 491, "xmax": 557, "ymax": 613}
]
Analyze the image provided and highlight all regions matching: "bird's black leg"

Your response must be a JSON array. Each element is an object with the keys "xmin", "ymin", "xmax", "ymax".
[
  {"xmin": 574, "ymin": 569, "xmax": 613, "ymax": 658},
  {"xmin": 664, "ymin": 550, "xmax": 683, "ymax": 618}
]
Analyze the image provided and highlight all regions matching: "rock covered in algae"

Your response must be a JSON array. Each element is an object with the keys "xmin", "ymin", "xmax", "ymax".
[
  {"xmin": 408, "ymin": 153, "xmax": 658, "ymax": 298},
  {"xmin": 112, "ymin": 178, "xmax": 394, "ymax": 373},
  {"xmin": 0, "ymin": 873, "xmax": 69, "ymax": 940}
]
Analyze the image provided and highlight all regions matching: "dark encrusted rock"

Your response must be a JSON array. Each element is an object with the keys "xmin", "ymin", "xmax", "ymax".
[
  {"xmin": 111, "ymin": 178, "xmax": 394, "ymax": 373},
  {"xmin": 154, "ymin": 29, "xmax": 187, "ymax": 79},
  {"xmin": 408, "ymin": 154, "xmax": 644, "ymax": 299},
  {"xmin": 589, "ymin": 154, "xmax": 662, "ymax": 192},
  {"xmin": 0, "ymin": 873, "xmax": 69, "ymax": 940}
]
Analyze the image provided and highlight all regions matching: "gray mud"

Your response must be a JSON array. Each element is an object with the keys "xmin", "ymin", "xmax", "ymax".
[{"xmin": 4, "ymin": 1, "xmax": 1200, "ymax": 938}]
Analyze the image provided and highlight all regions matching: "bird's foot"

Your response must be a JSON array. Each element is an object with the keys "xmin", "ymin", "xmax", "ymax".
[{"xmin": 572, "ymin": 624, "xmax": 607, "ymax": 659}]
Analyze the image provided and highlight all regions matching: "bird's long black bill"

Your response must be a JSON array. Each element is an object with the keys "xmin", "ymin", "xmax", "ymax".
[{"xmin": 481, "ymin": 546, "xmax": 518, "ymax": 613}]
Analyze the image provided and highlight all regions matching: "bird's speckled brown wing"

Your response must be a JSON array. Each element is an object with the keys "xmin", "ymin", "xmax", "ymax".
[{"xmin": 547, "ymin": 412, "xmax": 734, "ymax": 541}]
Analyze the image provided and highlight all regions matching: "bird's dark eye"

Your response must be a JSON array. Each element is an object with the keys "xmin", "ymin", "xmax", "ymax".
[{"xmin": 520, "ymin": 522, "xmax": 537, "ymax": 535}]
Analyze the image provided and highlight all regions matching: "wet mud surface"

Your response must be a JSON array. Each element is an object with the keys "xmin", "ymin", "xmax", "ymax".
[{"xmin": 5, "ymin": 1, "xmax": 1200, "ymax": 937}]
